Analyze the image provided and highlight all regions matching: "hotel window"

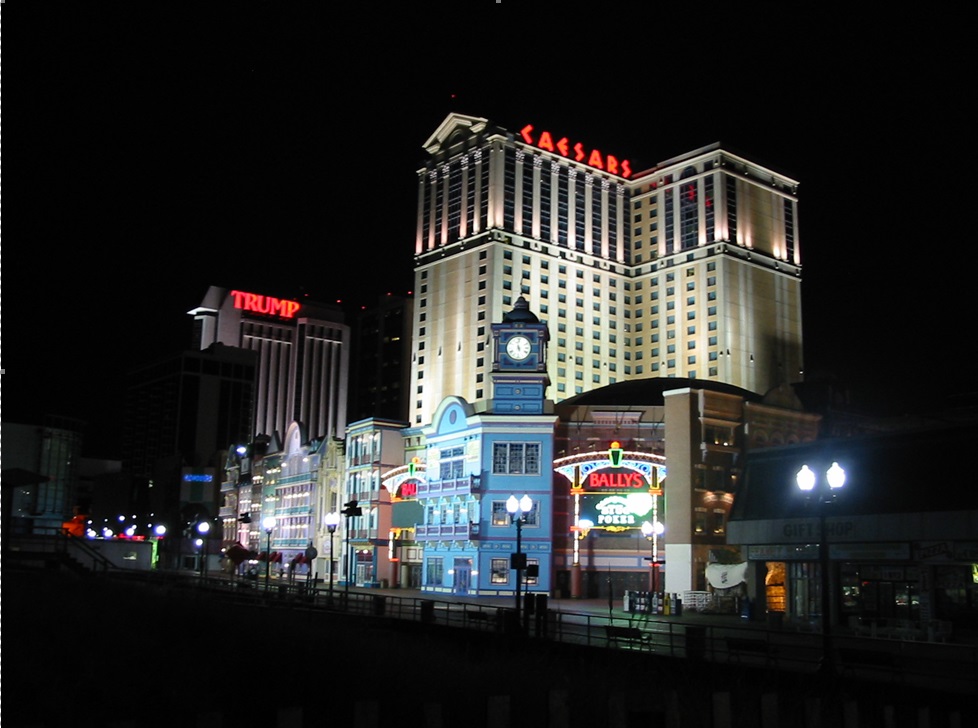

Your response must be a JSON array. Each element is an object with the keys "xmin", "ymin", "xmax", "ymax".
[
  {"xmin": 503, "ymin": 281, "xmax": 512, "ymax": 290},
  {"xmin": 708, "ymin": 306, "xmax": 717, "ymax": 316},
  {"xmin": 492, "ymin": 442, "xmax": 541, "ymax": 475},
  {"xmin": 593, "ymin": 374, "xmax": 601, "ymax": 383},
  {"xmin": 490, "ymin": 558, "xmax": 510, "ymax": 584},
  {"xmin": 687, "ymin": 311, "xmax": 695, "ymax": 320},
  {"xmin": 708, "ymin": 291, "xmax": 716, "ymax": 301},
  {"xmin": 687, "ymin": 326, "xmax": 696, "ymax": 335},
  {"xmin": 558, "ymin": 323, "xmax": 566, "ymax": 333},
  {"xmin": 708, "ymin": 366, "xmax": 717, "ymax": 376},
  {"xmin": 686, "ymin": 296, "xmax": 695, "ymax": 305},
  {"xmin": 575, "ymin": 371, "xmax": 583, "ymax": 380},
  {"xmin": 667, "ymin": 359, "xmax": 675, "ymax": 368},
  {"xmin": 694, "ymin": 509, "xmax": 707, "ymax": 534},
  {"xmin": 478, "ymin": 280, "xmax": 486, "ymax": 290},
  {"xmin": 687, "ymin": 356, "xmax": 696, "ymax": 364}
]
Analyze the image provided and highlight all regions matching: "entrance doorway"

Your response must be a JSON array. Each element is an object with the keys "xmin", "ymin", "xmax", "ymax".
[{"xmin": 453, "ymin": 558, "xmax": 472, "ymax": 595}]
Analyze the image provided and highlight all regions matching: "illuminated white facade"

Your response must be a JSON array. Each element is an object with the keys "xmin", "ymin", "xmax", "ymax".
[{"xmin": 410, "ymin": 114, "xmax": 803, "ymax": 426}]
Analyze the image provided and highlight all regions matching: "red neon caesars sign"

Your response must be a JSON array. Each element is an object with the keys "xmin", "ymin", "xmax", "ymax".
[
  {"xmin": 230, "ymin": 290, "xmax": 301, "ymax": 319},
  {"xmin": 520, "ymin": 124, "xmax": 632, "ymax": 178}
]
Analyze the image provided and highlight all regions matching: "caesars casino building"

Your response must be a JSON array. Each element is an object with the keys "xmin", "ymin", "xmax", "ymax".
[{"xmin": 410, "ymin": 113, "xmax": 802, "ymax": 427}]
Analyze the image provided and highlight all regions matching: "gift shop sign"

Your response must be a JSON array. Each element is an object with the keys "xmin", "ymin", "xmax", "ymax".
[{"xmin": 520, "ymin": 124, "xmax": 633, "ymax": 178}]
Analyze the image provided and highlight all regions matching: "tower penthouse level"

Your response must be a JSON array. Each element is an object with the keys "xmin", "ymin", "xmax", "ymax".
[{"xmin": 410, "ymin": 113, "xmax": 802, "ymax": 426}]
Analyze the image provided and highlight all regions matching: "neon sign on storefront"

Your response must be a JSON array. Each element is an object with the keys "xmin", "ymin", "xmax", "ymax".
[{"xmin": 520, "ymin": 124, "xmax": 632, "ymax": 178}]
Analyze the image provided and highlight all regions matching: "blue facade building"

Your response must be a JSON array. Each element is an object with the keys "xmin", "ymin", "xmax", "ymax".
[{"xmin": 416, "ymin": 298, "xmax": 558, "ymax": 598}]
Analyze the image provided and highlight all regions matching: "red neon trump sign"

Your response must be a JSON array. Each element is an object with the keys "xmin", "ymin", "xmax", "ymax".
[
  {"xmin": 230, "ymin": 290, "xmax": 301, "ymax": 319},
  {"xmin": 520, "ymin": 124, "xmax": 632, "ymax": 178}
]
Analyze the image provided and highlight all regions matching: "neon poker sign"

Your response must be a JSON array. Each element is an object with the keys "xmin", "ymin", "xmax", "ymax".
[
  {"xmin": 520, "ymin": 124, "xmax": 633, "ymax": 179},
  {"xmin": 230, "ymin": 290, "xmax": 301, "ymax": 319}
]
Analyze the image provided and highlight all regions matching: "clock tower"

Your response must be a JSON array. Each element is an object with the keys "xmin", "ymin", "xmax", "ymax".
[{"xmin": 490, "ymin": 296, "xmax": 550, "ymax": 414}]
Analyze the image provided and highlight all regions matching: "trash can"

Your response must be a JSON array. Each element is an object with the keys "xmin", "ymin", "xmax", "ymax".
[
  {"xmin": 685, "ymin": 626, "xmax": 707, "ymax": 660},
  {"xmin": 534, "ymin": 594, "xmax": 549, "ymax": 636}
]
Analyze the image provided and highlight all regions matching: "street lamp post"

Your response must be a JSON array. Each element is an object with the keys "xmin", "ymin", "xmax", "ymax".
[
  {"xmin": 324, "ymin": 511, "xmax": 340, "ymax": 605},
  {"xmin": 262, "ymin": 516, "xmax": 276, "ymax": 593},
  {"xmin": 341, "ymin": 500, "xmax": 362, "ymax": 603},
  {"xmin": 641, "ymin": 519, "xmax": 664, "ymax": 597},
  {"xmin": 796, "ymin": 460, "xmax": 846, "ymax": 679},
  {"xmin": 196, "ymin": 520, "xmax": 210, "ymax": 579},
  {"xmin": 506, "ymin": 494, "xmax": 533, "ymax": 631}
]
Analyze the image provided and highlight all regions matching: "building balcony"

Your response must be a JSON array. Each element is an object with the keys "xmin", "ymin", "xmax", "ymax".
[
  {"xmin": 416, "ymin": 474, "xmax": 481, "ymax": 498},
  {"xmin": 413, "ymin": 522, "xmax": 480, "ymax": 542}
]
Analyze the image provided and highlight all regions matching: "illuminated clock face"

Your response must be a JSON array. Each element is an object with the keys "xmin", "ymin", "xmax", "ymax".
[{"xmin": 506, "ymin": 335, "xmax": 532, "ymax": 361}]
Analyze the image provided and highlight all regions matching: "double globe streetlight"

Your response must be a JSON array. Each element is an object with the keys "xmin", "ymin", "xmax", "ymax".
[
  {"xmin": 796, "ymin": 460, "xmax": 846, "ymax": 678},
  {"xmin": 195, "ymin": 520, "xmax": 211, "ymax": 578},
  {"xmin": 506, "ymin": 494, "xmax": 533, "ymax": 629},
  {"xmin": 640, "ymin": 519, "xmax": 665, "ymax": 596}
]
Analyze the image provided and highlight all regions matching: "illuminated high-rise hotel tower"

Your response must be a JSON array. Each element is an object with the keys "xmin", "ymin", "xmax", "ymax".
[
  {"xmin": 410, "ymin": 113, "xmax": 802, "ymax": 425},
  {"xmin": 190, "ymin": 286, "xmax": 351, "ymax": 442}
]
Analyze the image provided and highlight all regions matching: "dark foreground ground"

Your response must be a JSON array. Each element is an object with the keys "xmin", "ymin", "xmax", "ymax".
[{"xmin": 4, "ymin": 567, "xmax": 974, "ymax": 728}]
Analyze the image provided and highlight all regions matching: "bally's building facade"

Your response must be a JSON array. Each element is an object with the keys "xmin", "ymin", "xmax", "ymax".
[{"xmin": 411, "ymin": 113, "xmax": 802, "ymax": 425}]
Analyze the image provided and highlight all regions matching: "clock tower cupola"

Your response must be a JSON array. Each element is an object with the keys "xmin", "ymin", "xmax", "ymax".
[{"xmin": 490, "ymin": 296, "xmax": 550, "ymax": 414}]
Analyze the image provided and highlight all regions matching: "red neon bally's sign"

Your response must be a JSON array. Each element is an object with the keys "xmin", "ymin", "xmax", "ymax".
[
  {"xmin": 230, "ymin": 290, "xmax": 301, "ymax": 319},
  {"xmin": 520, "ymin": 124, "xmax": 632, "ymax": 179},
  {"xmin": 586, "ymin": 468, "xmax": 646, "ymax": 490}
]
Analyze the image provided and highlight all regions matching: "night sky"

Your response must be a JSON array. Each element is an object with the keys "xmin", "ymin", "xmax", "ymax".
[{"xmin": 5, "ymin": 6, "xmax": 972, "ymax": 458}]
